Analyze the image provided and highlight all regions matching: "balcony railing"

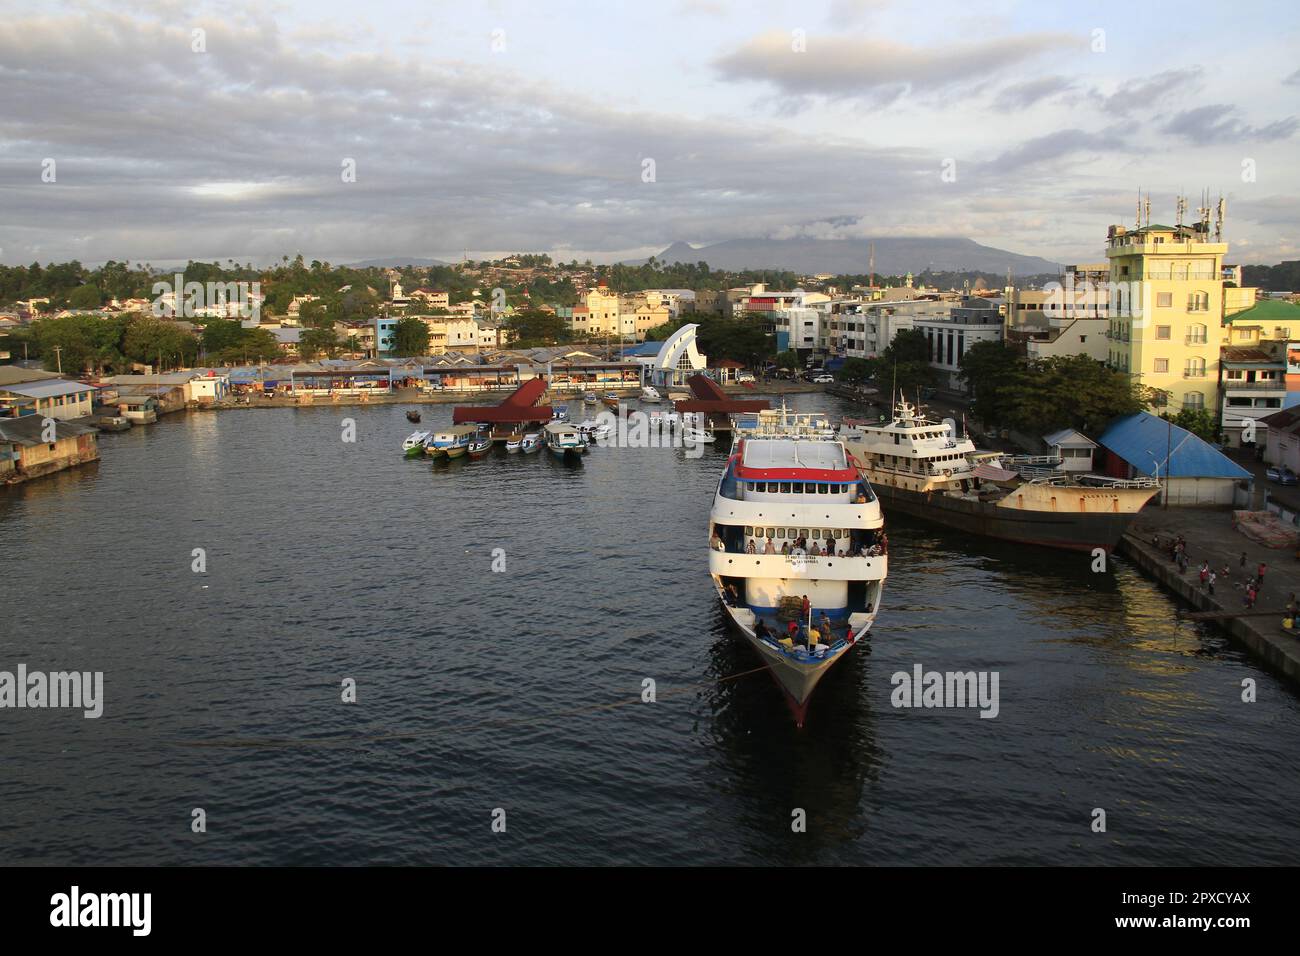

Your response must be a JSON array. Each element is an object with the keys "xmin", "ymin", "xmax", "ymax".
[{"xmin": 1184, "ymin": 335, "xmax": 1208, "ymax": 345}]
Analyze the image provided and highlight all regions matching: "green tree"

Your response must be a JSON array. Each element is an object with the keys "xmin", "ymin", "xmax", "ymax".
[
  {"xmin": 775, "ymin": 349, "xmax": 800, "ymax": 370},
  {"xmin": 506, "ymin": 308, "xmax": 571, "ymax": 347},
  {"xmin": 67, "ymin": 284, "xmax": 103, "ymax": 310},
  {"xmin": 1167, "ymin": 407, "xmax": 1218, "ymax": 443},
  {"xmin": 391, "ymin": 317, "xmax": 430, "ymax": 356},
  {"xmin": 300, "ymin": 326, "xmax": 342, "ymax": 360},
  {"xmin": 958, "ymin": 341, "xmax": 1025, "ymax": 425},
  {"xmin": 836, "ymin": 357, "xmax": 873, "ymax": 384}
]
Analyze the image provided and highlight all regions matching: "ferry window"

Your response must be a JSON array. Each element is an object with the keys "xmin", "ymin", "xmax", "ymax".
[
  {"xmin": 744, "ymin": 526, "xmax": 753, "ymax": 536},
  {"xmin": 765, "ymin": 528, "xmax": 775, "ymax": 539},
  {"xmin": 776, "ymin": 528, "xmax": 786, "ymax": 538},
  {"xmin": 780, "ymin": 482, "xmax": 791, "ymax": 493},
  {"xmin": 818, "ymin": 483, "xmax": 829, "ymax": 494},
  {"xmin": 799, "ymin": 529, "xmax": 809, "ymax": 539},
  {"xmin": 792, "ymin": 482, "xmax": 803, "ymax": 493},
  {"xmin": 894, "ymin": 434, "xmax": 900, "ymax": 445}
]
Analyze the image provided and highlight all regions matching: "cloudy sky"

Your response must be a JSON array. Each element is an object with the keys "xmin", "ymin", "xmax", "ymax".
[{"xmin": 1, "ymin": 0, "xmax": 1296, "ymax": 268}]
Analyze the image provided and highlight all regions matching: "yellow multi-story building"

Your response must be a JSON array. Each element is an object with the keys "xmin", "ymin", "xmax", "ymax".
[{"xmin": 1106, "ymin": 221, "xmax": 1229, "ymax": 413}]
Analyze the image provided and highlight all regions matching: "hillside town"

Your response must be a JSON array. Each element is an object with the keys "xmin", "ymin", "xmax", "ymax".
[{"xmin": 4, "ymin": 206, "xmax": 1300, "ymax": 491}]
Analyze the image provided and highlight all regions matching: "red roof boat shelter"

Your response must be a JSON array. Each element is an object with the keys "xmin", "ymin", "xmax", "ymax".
[{"xmin": 452, "ymin": 377, "xmax": 553, "ymax": 435}]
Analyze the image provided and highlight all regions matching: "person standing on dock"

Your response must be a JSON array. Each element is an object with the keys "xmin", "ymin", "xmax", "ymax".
[
  {"xmin": 1258, "ymin": 562, "xmax": 1268, "ymax": 586},
  {"xmin": 1241, "ymin": 551, "xmax": 1247, "ymax": 569},
  {"xmin": 1208, "ymin": 570, "xmax": 1216, "ymax": 596},
  {"xmin": 1199, "ymin": 562, "xmax": 1209, "ymax": 587}
]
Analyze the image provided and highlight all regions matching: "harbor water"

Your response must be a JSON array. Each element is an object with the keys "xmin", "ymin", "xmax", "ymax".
[{"xmin": 3, "ymin": 393, "xmax": 1298, "ymax": 865}]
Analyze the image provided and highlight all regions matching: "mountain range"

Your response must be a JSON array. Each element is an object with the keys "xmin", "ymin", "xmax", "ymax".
[{"xmin": 621, "ymin": 237, "xmax": 1060, "ymax": 276}]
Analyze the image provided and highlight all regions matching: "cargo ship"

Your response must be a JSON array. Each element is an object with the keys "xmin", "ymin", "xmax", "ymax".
[{"xmin": 838, "ymin": 400, "xmax": 1160, "ymax": 552}]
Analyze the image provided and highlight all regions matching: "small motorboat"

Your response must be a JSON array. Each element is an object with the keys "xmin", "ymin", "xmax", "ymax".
[
  {"xmin": 467, "ymin": 437, "xmax": 493, "ymax": 460},
  {"xmin": 551, "ymin": 404, "xmax": 569, "ymax": 422},
  {"xmin": 406, "ymin": 410, "xmax": 421, "ymax": 423},
  {"xmin": 583, "ymin": 392, "xmax": 598, "ymax": 405},
  {"xmin": 640, "ymin": 385, "xmax": 662, "ymax": 403},
  {"xmin": 505, "ymin": 435, "xmax": 523, "ymax": 453},
  {"xmin": 95, "ymin": 415, "xmax": 132, "ymax": 433},
  {"xmin": 683, "ymin": 425, "xmax": 715, "ymax": 444},
  {"xmin": 544, "ymin": 421, "xmax": 587, "ymax": 461},
  {"xmin": 578, "ymin": 419, "xmax": 612, "ymax": 443},
  {"xmin": 601, "ymin": 392, "xmax": 620, "ymax": 411},
  {"xmin": 402, "ymin": 430, "xmax": 432, "ymax": 457},
  {"xmin": 520, "ymin": 432, "xmax": 543, "ymax": 454}
]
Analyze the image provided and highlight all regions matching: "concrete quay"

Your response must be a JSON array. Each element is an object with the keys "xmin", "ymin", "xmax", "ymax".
[{"xmin": 1121, "ymin": 507, "xmax": 1300, "ymax": 684}]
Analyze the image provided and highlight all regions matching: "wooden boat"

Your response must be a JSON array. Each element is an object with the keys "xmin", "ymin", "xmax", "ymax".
[
  {"xmin": 402, "ymin": 430, "xmax": 431, "ymax": 457},
  {"xmin": 95, "ymin": 415, "xmax": 132, "ymax": 433},
  {"xmin": 544, "ymin": 421, "xmax": 586, "ymax": 461},
  {"xmin": 467, "ymin": 437, "xmax": 493, "ymax": 459},
  {"xmin": 601, "ymin": 392, "xmax": 620, "ymax": 411},
  {"xmin": 406, "ymin": 410, "xmax": 421, "ymax": 423},
  {"xmin": 505, "ymin": 436, "xmax": 523, "ymax": 453},
  {"xmin": 520, "ymin": 432, "xmax": 543, "ymax": 454},
  {"xmin": 426, "ymin": 424, "xmax": 477, "ymax": 459}
]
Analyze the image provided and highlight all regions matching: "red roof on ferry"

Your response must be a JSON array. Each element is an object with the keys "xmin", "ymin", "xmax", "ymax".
[{"xmin": 735, "ymin": 464, "xmax": 859, "ymax": 481}]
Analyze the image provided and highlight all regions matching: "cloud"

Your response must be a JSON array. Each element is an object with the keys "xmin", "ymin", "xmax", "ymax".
[
  {"xmin": 988, "ymin": 126, "xmax": 1131, "ymax": 172},
  {"xmin": 1160, "ymin": 104, "xmax": 1298, "ymax": 144},
  {"xmin": 1285, "ymin": 68, "xmax": 1300, "ymax": 86},
  {"xmin": 711, "ymin": 30, "xmax": 1082, "ymax": 104},
  {"xmin": 992, "ymin": 75, "xmax": 1076, "ymax": 112},
  {"xmin": 1100, "ymin": 67, "xmax": 1203, "ymax": 115}
]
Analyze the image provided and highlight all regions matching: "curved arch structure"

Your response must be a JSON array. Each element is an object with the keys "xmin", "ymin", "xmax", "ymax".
[{"xmin": 650, "ymin": 324, "xmax": 707, "ymax": 387}]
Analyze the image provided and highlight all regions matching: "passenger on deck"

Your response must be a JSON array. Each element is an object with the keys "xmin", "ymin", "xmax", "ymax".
[
  {"xmin": 710, "ymin": 532, "xmax": 725, "ymax": 551},
  {"xmin": 763, "ymin": 538, "xmax": 776, "ymax": 555},
  {"xmin": 801, "ymin": 595, "xmax": 811, "ymax": 618},
  {"xmin": 725, "ymin": 583, "xmax": 741, "ymax": 605},
  {"xmin": 818, "ymin": 612, "xmax": 833, "ymax": 636},
  {"xmin": 746, "ymin": 539, "xmax": 757, "ymax": 554},
  {"xmin": 755, "ymin": 619, "xmax": 773, "ymax": 640},
  {"xmin": 781, "ymin": 541, "xmax": 790, "ymax": 556}
]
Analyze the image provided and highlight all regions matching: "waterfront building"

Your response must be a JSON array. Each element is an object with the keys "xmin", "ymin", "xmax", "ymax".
[
  {"xmin": 1218, "ymin": 343, "xmax": 1287, "ymax": 449},
  {"xmin": 1105, "ymin": 217, "xmax": 1232, "ymax": 413},
  {"xmin": 0, "ymin": 368, "xmax": 97, "ymax": 420},
  {"xmin": 914, "ymin": 298, "xmax": 1005, "ymax": 393},
  {"xmin": 1095, "ymin": 411, "xmax": 1251, "ymax": 506},
  {"xmin": 0, "ymin": 415, "xmax": 99, "ymax": 483}
]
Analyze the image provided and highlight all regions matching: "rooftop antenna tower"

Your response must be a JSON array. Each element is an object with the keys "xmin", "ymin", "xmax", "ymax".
[
  {"xmin": 1175, "ymin": 194, "xmax": 1187, "ymax": 228},
  {"xmin": 1215, "ymin": 195, "xmax": 1226, "ymax": 242},
  {"xmin": 1143, "ymin": 192, "xmax": 1151, "ymax": 228},
  {"xmin": 1136, "ymin": 189, "xmax": 1142, "ymax": 229},
  {"xmin": 868, "ymin": 241, "xmax": 875, "ymax": 288}
]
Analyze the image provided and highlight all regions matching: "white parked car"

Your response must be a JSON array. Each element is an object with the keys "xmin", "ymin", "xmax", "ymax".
[
  {"xmin": 736, "ymin": 371, "xmax": 755, "ymax": 383},
  {"xmin": 812, "ymin": 374, "xmax": 835, "ymax": 384}
]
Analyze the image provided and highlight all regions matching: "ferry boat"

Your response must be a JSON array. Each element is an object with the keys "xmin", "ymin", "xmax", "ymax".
[
  {"xmin": 425, "ymin": 424, "xmax": 477, "ymax": 459},
  {"xmin": 839, "ymin": 400, "xmax": 1160, "ymax": 552},
  {"xmin": 641, "ymin": 385, "xmax": 662, "ymax": 403},
  {"xmin": 544, "ymin": 421, "xmax": 587, "ymax": 460},
  {"xmin": 709, "ymin": 407, "xmax": 887, "ymax": 725},
  {"xmin": 520, "ymin": 432, "xmax": 543, "ymax": 454}
]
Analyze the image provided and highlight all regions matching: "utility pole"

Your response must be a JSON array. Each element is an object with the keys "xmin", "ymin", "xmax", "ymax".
[{"xmin": 53, "ymin": 345, "xmax": 62, "ymax": 373}]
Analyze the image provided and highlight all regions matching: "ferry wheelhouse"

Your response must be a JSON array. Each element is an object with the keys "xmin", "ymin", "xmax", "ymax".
[{"xmin": 709, "ymin": 409, "xmax": 887, "ymax": 724}]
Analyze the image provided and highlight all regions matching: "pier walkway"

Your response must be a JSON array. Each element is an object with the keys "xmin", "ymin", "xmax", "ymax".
[{"xmin": 1122, "ymin": 507, "xmax": 1300, "ymax": 684}]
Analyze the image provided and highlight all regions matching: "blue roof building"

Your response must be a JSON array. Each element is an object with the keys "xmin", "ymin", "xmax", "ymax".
[{"xmin": 1096, "ymin": 411, "xmax": 1250, "ymax": 507}]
